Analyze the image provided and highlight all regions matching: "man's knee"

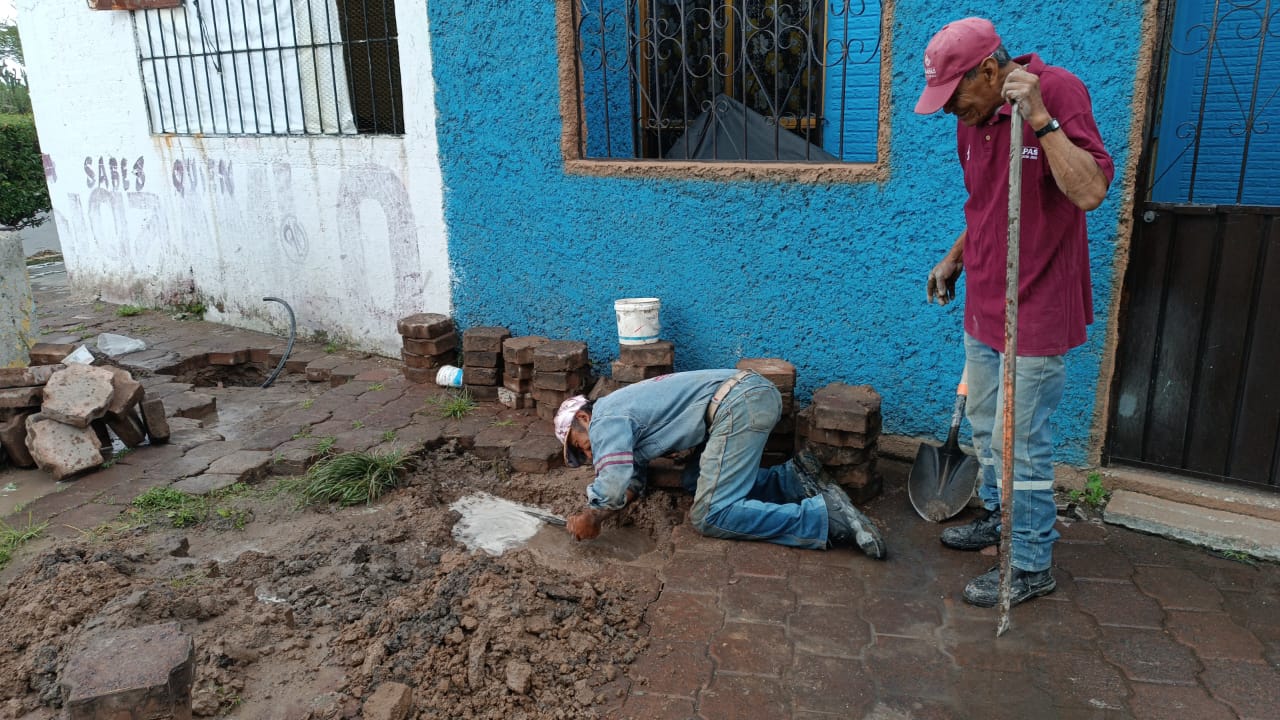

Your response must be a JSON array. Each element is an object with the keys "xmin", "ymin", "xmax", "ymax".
[{"xmin": 689, "ymin": 504, "xmax": 732, "ymax": 539}]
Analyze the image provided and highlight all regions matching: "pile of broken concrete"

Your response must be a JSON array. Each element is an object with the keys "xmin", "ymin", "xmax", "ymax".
[{"xmin": 1, "ymin": 347, "xmax": 170, "ymax": 480}]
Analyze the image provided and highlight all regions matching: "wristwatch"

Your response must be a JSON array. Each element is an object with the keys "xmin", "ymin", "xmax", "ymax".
[{"xmin": 1034, "ymin": 118, "xmax": 1061, "ymax": 138}]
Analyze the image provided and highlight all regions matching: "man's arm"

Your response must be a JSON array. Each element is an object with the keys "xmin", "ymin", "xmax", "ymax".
[
  {"xmin": 1002, "ymin": 68, "xmax": 1109, "ymax": 211},
  {"xmin": 927, "ymin": 230, "xmax": 967, "ymax": 305},
  {"xmin": 567, "ymin": 489, "xmax": 637, "ymax": 541}
]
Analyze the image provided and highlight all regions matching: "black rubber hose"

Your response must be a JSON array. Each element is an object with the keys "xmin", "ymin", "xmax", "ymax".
[{"xmin": 260, "ymin": 297, "xmax": 296, "ymax": 389}]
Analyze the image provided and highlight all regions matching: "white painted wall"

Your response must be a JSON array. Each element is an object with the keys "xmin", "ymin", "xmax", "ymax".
[{"xmin": 15, "ymin": 0, "xmax": 449, "ymax": 355}]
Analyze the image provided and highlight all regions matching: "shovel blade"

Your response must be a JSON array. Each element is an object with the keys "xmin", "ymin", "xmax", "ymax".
[{"xmin": 909, "ymin": 443, "xmax": 981, "ymax": 522}]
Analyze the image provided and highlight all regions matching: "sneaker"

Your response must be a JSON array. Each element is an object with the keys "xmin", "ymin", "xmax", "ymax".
[
  {"xmin": 962, "ymin": 566, "xmax": 1056, "ymax": 607},
  {"xmin": 819, "ymin": 484, "xmax": 887, "ymax": 560},
  {"xmin": 790, "ymin": 450, "xmax": 827, "ymax": 498},
  {"xmin": 940, "ymin": 509, "xmax": 1001, "ymax": 551}
]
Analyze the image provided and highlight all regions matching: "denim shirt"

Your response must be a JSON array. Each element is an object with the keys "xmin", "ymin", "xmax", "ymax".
[{"xmin": 585, "ymin": 369, "xmax": 737, "ymax": 509}]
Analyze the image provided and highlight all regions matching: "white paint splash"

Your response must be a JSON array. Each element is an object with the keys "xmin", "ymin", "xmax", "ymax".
[{"xmin": 450, "ymin": 493, "xmax": 555, "ymax": 556}]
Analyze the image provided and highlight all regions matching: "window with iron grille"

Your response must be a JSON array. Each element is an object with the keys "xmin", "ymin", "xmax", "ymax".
[
  {"xmin": 571, "ymin": 0, "xmax": 882, "ymax": 163},
  {"xmin": 135, "ymin": 0, "xmax": 404, "ymax": 135}
]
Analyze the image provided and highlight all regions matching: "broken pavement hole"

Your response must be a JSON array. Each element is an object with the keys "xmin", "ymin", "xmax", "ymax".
[{"xmin": 163, "ymin": 363, "xmax": 271, "ymax": 388}]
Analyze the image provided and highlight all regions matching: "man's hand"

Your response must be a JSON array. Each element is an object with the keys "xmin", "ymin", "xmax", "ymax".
[
  {"xmin": 1001, "ymin": 68, "xmax": 1051, "ymax": 130},
  {"xmin": 566, "ymin": 511, "xmax": 604, "ymax": 541},
  {"xmin": 927, "ymin": 255, "xmax": 962, "ymax": 305}
]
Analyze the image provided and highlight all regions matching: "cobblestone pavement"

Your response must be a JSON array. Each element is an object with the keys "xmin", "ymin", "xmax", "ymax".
[{"xmin": 8, "ymin": 269, "xmax": 1280, "ymax": 719}]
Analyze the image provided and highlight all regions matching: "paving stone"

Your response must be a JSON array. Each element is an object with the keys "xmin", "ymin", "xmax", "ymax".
[
  {"xmin": 697, "ymin": 674, "xmax": 786, "ymax": 720},
  {"xmin": 204, "ymin": 450, "xmax": 273, "ymax": 482},
  {"xmin": 166, "ymin": 391, "xmax": 217, "ymax": 419},
  {"xmin": 138, "ymin": 399, "xmax": 170, "ymax": 444},
  {"xmin": 508, "ymin": 435, "xmax": 564, "ymax": 474},
  {"xmin": 0, "ymin": 410, "xmax": 36, "ymax": 467},
  {"xmin": 534, "ymin": 369, "xmax": 590, "ymax": 392},
  {"xmin": 0, "ymin": 385, "xmax": 42, "ymax": 409},
  {"xmin": 329, "ymin": 363, "xmax": 367, "ymax": 387},
  {"xmin": 805, "ymin": 442, "xmax": 873, "ymax": 467},
  {"xmin": 1073, "ymin": 579, "xmax": 1165, "ymax": 628},
  {"xmin": 710, "ymin": 621, "xmax": 788, "ymax": 675},
  {"xmin": 462, "ymin": 326, "xmax": 511, "ymax": 353},
  {"xmin": 402, "ymin": 332, "xmax": 459, "ymax": 357},
  {"xmin": 464, "ymin": 384, "xmax": 499, "ymax": 401},
  {"xmin": 668, "ymin": 522, "xmax": 729, "ymax": 555},
  {"xmin": 1133, "ymin": 565, "xmax": 1225, "ymax": 611},
  {"xmin": 788, "ymin": 564, "xmax": 866, "ymax": 605},
  {"xmin": 645, "ymin": 590, "xmax": 723, "ymax": 641},
  {"xmin": 799, "ymin": 419, "xmax": 874, "ymax": 449},
  {"xmin": 789, "ymin": 602, "xmax": 871, "ymax": 658},
  {"xmin": 61, "ymin": 621, "xmax": 194, "ymax": 720},
  {"xmin": 504, "ymin": 363, "xmax": 535, "ymax": 381},
  {"xmin": 724, "ymin": 540, "xmax": 797, "ymax": 578},
  {"xmin": 402, "ymin": 365, "xmax": 436, "ymax": 384},
  {"xmin": 1164, "ymin": 610, "xmax": 1266, "ymax": 662},
  {"xmin": 138, "ymin": 381, "xmax": 194, "ymax": 400},
  {"xmin": 502, "ymin": 336, "xmax": 549, "ymax": 365},
  {"xmin": 26, "ymin": 414, "xmax": 104, "ymax": 481},
  {"xmin": 1201, "ymin": 657, "xmax": 1280, "ymax": 718},
  {"xmin": 610, "ymin": 361, "xmax": 669, "ymax": 383},
  {"xmin": 168, "ymin": 425, "xmax": 226, "ymax": 451},
  {"xmin": 472, "ymin": 423, "xmax": 527, "ymax": 460},
  {"xmin": 810, "ymin": 383, "xmax": 881, "ymax": 434},
  {"xmin": 863, "ymin": 636, "xmax": 956, "ymax": 702},
  {"xmin": 1128, "ymin": 682, "xmax": 1236, "ymax": 720},
  {"xmin": 171, "ymin": 473, "xmax": 243, "ymax": 495},
  {"xmin": 1098, "ymin": 627, "xmax": 1201, "ymax": 685},
  {"xmin": 464, "ymin": 350, "xmax": 502, "ymax": 369},
  {"xmin": 463, "ymin": 366, "xmax": 500, "ymax": 386},
  {"xmin": 660, "ymin": 551, "xmax": 731, "ymax": 593},
  {"xmin": 497, "ymin": 387, "xmax": 533, "ymax": 409},
  {"xmin": 533, "ymin": 340, "xmax": 589, "ymax": 372},
  {"xmin": 858, "ymin": 590, "xmax": 943, "ymax": 639},
  {"xmin": 620, "ymin": 340, "xmax": 675, "ymax": 367},
  {"xmin": 363, "ymin": 681, "xmax": 412, "ymax": 720},
  {"xmin": 397, "ymin": 313, "xmax": 453, "ymax": 340},
  {"xmin": 626, "ymin": 640, "xmax": 711, "ymax": 697},
  {"xmin": 304, "ymin": 355, "xmax": 344, "ymax": 381},
  {"xmin": 1054, "ymin": 543, "xmax": 1136, "ymax": 581},
  {"xmin": 0, "ymin": 363, "xmax": 63, "ymax": 388},
  {"xmin": 791, "ymin": 653, "xmax": 875, "ymax": 716},
  {"xmin": 105, "ymin": 408, "xmax": 148, "ymax": 448},
  {"xmin": 29, "ymin": 342, "xmax": 77, "ymax": 365},
  {"xmin": 208, "ymin": 348, "xmax": 249, "ymax": 365},
  {"xmin": 719, "ymin": 575, "xmax": 794, "ymax": 623},
  {"xmin": 40, "ymin": 364, "xmax": 115, "ymax": 427},
  {"xmin": 280, "ymin": 350, "xmax": 321, "ymax": 374},
  {"xmin": 613, "ymin": 693, "xmax": 696, "ymax": 720}
]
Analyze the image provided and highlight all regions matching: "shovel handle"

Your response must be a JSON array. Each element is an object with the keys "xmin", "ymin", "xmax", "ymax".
[
  {"xmin": 945, "ymin": 364, "xmax": 970, "ymax": 447},
  {"xmin": 997, "ymin": 104, "xmax": 1024, "ymax": 637}
]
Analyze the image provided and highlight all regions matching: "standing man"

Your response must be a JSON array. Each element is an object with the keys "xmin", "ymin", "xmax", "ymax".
[
  {"xmin": 555, "ymin": 369, "xmax": 886, "ymax": 558},
  {"xmin": 914, "ymin": 18, "xmax": 1114, "ymax": 607}
]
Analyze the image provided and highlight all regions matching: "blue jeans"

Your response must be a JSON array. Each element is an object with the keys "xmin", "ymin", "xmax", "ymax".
[
  {"xmin": 964, "ymin": 333, "xmax": 1065, "ymax": 572},
  {"xmin": 688, "ymin": 374, "xmax": 829, "ymax": 549}
]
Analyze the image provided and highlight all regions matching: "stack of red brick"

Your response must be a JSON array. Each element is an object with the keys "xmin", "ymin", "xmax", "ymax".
[
  {"xmin": 799, "ymin": 383, "xmax": 882, "ymax": 502},
  {"xmin": 611, "ymin": 340, "xmax": 675, "ymax": 386},
  {"xmin": 0, "ymin": 344, "xmax": 170, "ymax": 480},
  {"xmin": 500, "ymin": 336, "xmax": 548, "ymax": 410},
  {"xmin": 462, "ymin": 327, "xmax": 511, "ymax": 401},
  {"xmin": 532, "ymin": 341, "xmax": 590, "ymax": 422},
  {"xmin": 736, "ymin": 358, "xmax": 797, "ymax": 468},
  {"xmin": 397, "ymin": 313, "xmax": 458, "ymax": 384}
]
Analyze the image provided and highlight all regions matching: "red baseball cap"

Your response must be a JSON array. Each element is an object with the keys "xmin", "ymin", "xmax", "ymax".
[{"xmin": 914, "ymin": 17, "xmax": 1002, "ymax": 114}]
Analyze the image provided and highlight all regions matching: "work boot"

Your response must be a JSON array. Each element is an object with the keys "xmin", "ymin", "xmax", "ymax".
[
  {"xmin": 820, "ymin": 484, "xmax": 886, "ymax": 560},
  {"xmin": 790, "ymin": 449, "xmax": 828, "ymax": 498},
  {"xmin": 961, "ymin": 566, "xmax": 1056, "ymax": 607},
  {"xmin": 940, "ymin": 509, "xmax": 1001, "ymax": 551}
]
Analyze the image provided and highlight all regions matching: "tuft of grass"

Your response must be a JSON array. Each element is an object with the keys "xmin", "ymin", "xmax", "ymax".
[
  {"xmin": 1069, "ymin": 472, "xmax": 1111, "ymax": 510},
  {"xmin": 351, "ymin": 419, "xmax": 365, "ymax": 430},
  {"xmin": 311, "ymin": 436, "xmax": 337, "ymax": 455},
  {"xmin": 132, "ymin": 487, "xmax": 207, "ymax": 528},
  {"xmin": 381, "ymin": 430, "xmax": 397, "ymax": 442},
  {"xmin": 491, "ymin": 419, "xmax": 516, "ymax": 428},
  {"xmin": 115, "ymin": 304, "xmax": 145, "ymax": 317},
  {"xmin": 174, "ymin": 300, "xmax": 206, "ymax": 318},
  {"xmin": 302, "ymin": 449, "xmax": 409, "ymax": 506},
  {"xmin": 292, "ymin": 429, "xmax": 313, "ymax": 440},
  {"xmin": 300, "ymin": 398, "xmax": 315, "ymax": 410},
  {"xmin": 323, "ymin": 341, "xmax": 340, "ymax": 354},
  {"xmin": 368, "ymin": 382, "xmax": 385, "ymax": 392},
  {"xmin": 431, "ymin": 389, "xmax": 476, "ymax": 419},
  {"xmin": 0, "ymin": 514, "xmax": 48, "ymax": 570}
]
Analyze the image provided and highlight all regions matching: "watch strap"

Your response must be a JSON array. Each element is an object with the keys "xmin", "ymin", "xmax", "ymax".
[{"xmin": 1034, "ymin": 118, "xmax": 1061, "ymax": 138}]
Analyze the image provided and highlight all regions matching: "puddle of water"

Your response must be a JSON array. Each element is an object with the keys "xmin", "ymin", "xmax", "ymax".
[
  {"xmin": 450, "ymin": 493, "xmax": 564, "ymax": 556},
  {"xmin": 0, "ymin": 469, "xmax": 61, "ymax": 517}
]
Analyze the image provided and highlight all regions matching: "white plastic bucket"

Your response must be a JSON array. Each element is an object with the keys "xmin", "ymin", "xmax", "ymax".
[
  {"xmin": 615, "ymin": 298, "xmax": 661, "ymax": 345},
  {"xmin": 435, "ymin": 365, "xmax": 464, "ymax": 387}
]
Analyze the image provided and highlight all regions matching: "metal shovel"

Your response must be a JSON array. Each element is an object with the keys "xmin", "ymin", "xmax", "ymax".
[{"xmin": 908, "ymin": 366, "xmax": 980, "ymax": 522}]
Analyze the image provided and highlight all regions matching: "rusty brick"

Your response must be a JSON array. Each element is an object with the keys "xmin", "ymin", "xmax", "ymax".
[
  {"xmin": 28, "ymin": 343, "xmax": 76, "ymax": 365},
  {"xmin": 281, "ymin": 350, "xmax": 321, "ymax": 374},
  {"xmin": 502, "ymin": 336, "xmax": 549, "ymax": 365},
  {"xmin": 618, "ymin": 340, "xmax": 675, "ymax": 367},
  {"xmin": 503, "ymin": 376, "xmax": 533, "ymax": 393},
  {"xmin": 533, "ymin": 369, "xmax": 589, "ymax": 392},
  {"xmin": 504, "ymin": 363, "xmax": 534, "ymax": 380},
  {"xmin": 736, "ymin": 358, "xmax": 796, "ymax": 390},
  {"xmin": 464, "ymin": 384, "xmax": 500, "ymax": 401},
  {"xmin": 463, "ymin": 366, "xmax": 500, "ymax": 386},
  {"xmin": 207, "ymin": 349, "xmax": 248, "ymax": 365},
  {"xmin": 304, "ymin": 355, "xmax": 344, "ymax": 381},
  {"xmin": 610, "ymin": 361, "xmax": 670, "ymax": 383},
  {"xmin": 811, "ymin": 383, "xmax": 882, "ymax": 434},
  {"xmin": 0, "ymin": 386, "xmax": 42, "ymax": 409},
  {"xmin": 0, "ymin": 411, "xmax": 36, "ymax": 467},
  {"xmin": 403, "ymin": 332, "xmax": 458, "ymax": 356},
  {"xmin": 464, "ymin": 350, "xmax": 502, "ymax": 369},
  {"xmin": 0, "ymin": 363, "xmax": 64, "ymax": 389},
  {"xmin": 105, "ymin": 367, "xmax": 144, "ymax": 416},
  {"xmin": 106, "ymin": 408, "xmax": 148, "ymax": 448},
  {"xmin": 533, "ymin": 341, "xmax": 589, "ymax": 372},
  {"xmin": 403, "ymin": 349, "xmax": 443, "ymax": 371},
  {"xmin": 509, "ymin": 435, "xmax": 564, "ymax": 474},
  {"xmin": 61, "ymin": 622, "xmax": 194, "ymax": 720},
  {"xmin": 462, "ymin": 326, "xmax": 512, "ymax": 353},
  {"xmin": 140, "ymin": 399, "xmax": 171, "ymax": 444},
  {"xmin": 402, "ymin": 366, "xmax": 435, "ymax": 384},
  {"xmin": 397, "ymin": 313, "xmax": 454, "ymax": 340},
  {"xmin": 247, "ymin": 346, "xmax": 279, "ymax": 364}
]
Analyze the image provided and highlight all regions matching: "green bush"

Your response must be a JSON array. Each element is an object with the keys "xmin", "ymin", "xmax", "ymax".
[{"xmin": 0, "ymin": 114, "xmax": 50, "ymax": 229}]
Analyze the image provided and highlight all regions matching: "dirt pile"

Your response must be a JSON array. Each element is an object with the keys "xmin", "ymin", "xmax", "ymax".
[{"xmin": 0, "ymin": 450, "xmax": 672, "ymax": 719}]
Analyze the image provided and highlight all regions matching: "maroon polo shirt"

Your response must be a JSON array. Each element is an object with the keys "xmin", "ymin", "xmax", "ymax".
[{"xmin": 957, "ymin": 54, "xmax": 1115, "ymax": 356}]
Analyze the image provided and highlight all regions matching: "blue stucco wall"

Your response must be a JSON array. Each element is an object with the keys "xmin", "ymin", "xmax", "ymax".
[{"xmin": 428, "ymin": 0, "xmax": 1145, "ymax": 465}]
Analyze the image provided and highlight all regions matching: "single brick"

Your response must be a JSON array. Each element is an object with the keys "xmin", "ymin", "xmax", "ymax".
[
  {"xmin": 105, "ymin": 367, "xmax": 145, "ymax": 416},
  {"xmin": 464, "ymin": 350, "xmax": 502, "ymax": 368},
  {"xmin": 619, "ymin": 340, "xmax": 675, "ymax": 367},
  {"xmin": 497, "ymin": 387, "xmax": 534, "ymax": 409},
  {"xmin": 504, "ymin": 363, "xmax": 535, "ymax": 380},
  {"xmin": 402, "ymin": 366, "xmax": 435, "ymax": 384},
  {"xmin": 465, "ymin": 384, "xmax": 500, "ymax": 401},
  {"xmin": 503, "ymin": 336, "xmax": 550, "ymax": 365},
  {"xmin": 736, "ymin": 358, "xmax": 797, "ymax": 391},
  {"xmin": 807, "ymin": 442, "xmax": 874, "ymax": 466},
  {"xmin": 28, "ymin": 343, "xmax": 77, "ymax": 365},
  {"xmin": 106, "ymin": 408, "xmax": 148, "ymax": 448},
  {"xmin": 402, "ymin": 349, "xmax": 442, "ymax": 370},
  {"xmin": 462, "ymin": 326, "xmax": 512, "ymax": 353},
  {"xmin": 329, "ymin": 364, "xmax": 364, "ymax": 387},
  {"xmin": 25, "ymin": 414, "xmax": 103, "ymax": 481},
  {"xmin": 304, "ymin": 355, "xmax": 344, "ymax": 382},
  {"xmin": 281, "ymin": 350, "xmax": 322, "ymax": 374},
  {"xmin": 167, "ymin": 391, "xmax": 217, "ymax": 420},
  {"xmin": 41, "ymin": 364, "xmax": 116, "ymax": 428},
  {"xmin": 533, "ymin": 341, "xmax": 589, "ymax": 372},
  {"xmin": 503, "ymin": 376, "xmax": 533, "ymax": 394},
  {"xmin": 207, "ymin": 349, "xmax": 248, "ymax": 365},
  {"xmin": 61, "ymin": 622, "xmax": 194, "ymax": 720},
  {"xmin": 534, "ymin": 369, "xmax": 589, "ymax": 392},
  {"xmin": 140, "ymin": 399, "xmax": 171, "ymax": 444},
  {"xmin": 779, "ymin": 391, "xmax": 795, "ymax": 416},
  {"xmin": 247, "ymin": 346, "xmax": 278, "ymax": 364},
  {"xmin": 811, "ymin": 383, "xmax": 882, "ymax": 434},
  {"xmin": 463, "ymin": 366, "xmax": 500, "ymax": 386},
  {"xmin": 473, "ymin": 423, "xmax": 528, "ymax": 460},
  {"xmin": 0, "ymin": 411, "xmax": 36, "ymax": 467},
  {"xmin": 806, "ymin": 424, "xmax": 873, "ymax": 449},
  {"xmin": 403, "ymin": 331, "xmax": 458, "ymax": 356},
  {"xmin": 397, "ymin": 313, "xmax": 454, "ymax": 340},
  {"xmin": 0, "ymin": 386, "xmax": 42, "ymax": 409},
  {"xmin": 509, "ymin": 435, "xmax": 565, "ymax": 474},
  {"xmin": 533, "ymin": 387, "xmax": 573, "ymax": 409},
  {"xmin": 828, "ymin": 461, "xmax": 877, "ymax": 489},
  {"xmin": 0, "ymin": 364, "xmax": 64, "ymax": 388},
  {"xmin": 611, "ymin": 361, "xmax": 670, "ymax": 384}
]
